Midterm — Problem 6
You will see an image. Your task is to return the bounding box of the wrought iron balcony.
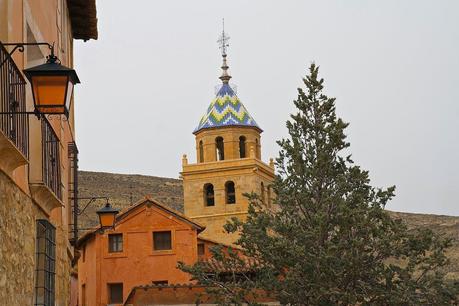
[0,42,29,175]
[41,117,62,200]
[29,117,63,215]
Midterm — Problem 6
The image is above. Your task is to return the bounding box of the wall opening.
[261,182,265,203]
[215,137,224,161]
[239,136,246,158]
[199,140,204,163]
[204,183,215,206]
[225,181,236,204]
[267,185,272,206]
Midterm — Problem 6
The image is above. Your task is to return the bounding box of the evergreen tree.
[180,64,458,305]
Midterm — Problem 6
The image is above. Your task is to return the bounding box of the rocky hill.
[77,170,459,280]
[77,171,183,231]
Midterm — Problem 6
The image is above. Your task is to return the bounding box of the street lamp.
[71,197,119,246]
[0,42,80,118]
[96,200,119,229]
[23,48,80,117]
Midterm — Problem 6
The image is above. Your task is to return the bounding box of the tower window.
[216,137,224,161]
[261,182,265,203]
[239,136,246,158]
[225,181,236,204]
[199,140,204,163]
[255,138,259,159]
[204,183,215,206]
[267,185,272,206]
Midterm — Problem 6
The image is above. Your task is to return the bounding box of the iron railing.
[0,42,28,157]
[68,142,79,245]
[35,219,56,306]
[41,118,61,200]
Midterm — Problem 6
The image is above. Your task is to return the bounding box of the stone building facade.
[0,1,97,305]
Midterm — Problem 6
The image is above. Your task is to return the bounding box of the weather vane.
[217,18,230,56]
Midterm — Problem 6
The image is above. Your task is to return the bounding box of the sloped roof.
[193,83,261,134]
[77,196,205,248]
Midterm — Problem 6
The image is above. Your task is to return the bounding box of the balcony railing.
[41,118,62,200]
[0,42,28,158]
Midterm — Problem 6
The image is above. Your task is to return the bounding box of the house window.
[199,140,204,163]
[108,283,123,304]
[198,243,205,256]
[239,136,246,158]
[108,234,123,253]
[225,181,236,204]
[81,284,86,306]
[35,220,56,306]
[215,137,224,161]
[204,183,215,206]
[153,231,172,251]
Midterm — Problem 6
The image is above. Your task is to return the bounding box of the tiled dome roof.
[193,83,261,134]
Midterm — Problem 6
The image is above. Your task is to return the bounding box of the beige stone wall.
[0,170,44,305]
[0,170,72,306]
[183,126,275,245]
[195,126,262,162]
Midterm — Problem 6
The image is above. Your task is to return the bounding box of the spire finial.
[217,19,231,84]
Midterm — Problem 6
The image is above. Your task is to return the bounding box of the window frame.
[34,219,56,306]
[239,136,246,158]
[261,182,265,203]
[153,230,172,251]
[215,136,224,161]
[225,181,236,204]
[197,243,205,256]
[107,283,123,304]
[204,183,215,207]
[199,140,204,163]
[108,233,123,253]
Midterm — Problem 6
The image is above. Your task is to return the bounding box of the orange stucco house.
[77,197,220,306]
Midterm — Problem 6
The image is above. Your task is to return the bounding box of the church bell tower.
[181,25,275,244]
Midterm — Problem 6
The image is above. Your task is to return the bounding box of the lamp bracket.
[0,110,41,119]
[74,196,110,215]
[0,42,54,68]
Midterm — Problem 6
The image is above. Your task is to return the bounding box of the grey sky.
[74,0,459,216]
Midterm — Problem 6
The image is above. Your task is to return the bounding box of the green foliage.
[179,64,458,305]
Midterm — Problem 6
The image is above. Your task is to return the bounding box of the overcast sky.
[74,0,459,216]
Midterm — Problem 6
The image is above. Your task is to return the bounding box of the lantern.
[23,53,80,117]
[96,202,119,229]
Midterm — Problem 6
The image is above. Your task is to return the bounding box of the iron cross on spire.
[217,19,230,56]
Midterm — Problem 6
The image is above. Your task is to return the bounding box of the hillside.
[77,171,183,231]
[77,170,459,280]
